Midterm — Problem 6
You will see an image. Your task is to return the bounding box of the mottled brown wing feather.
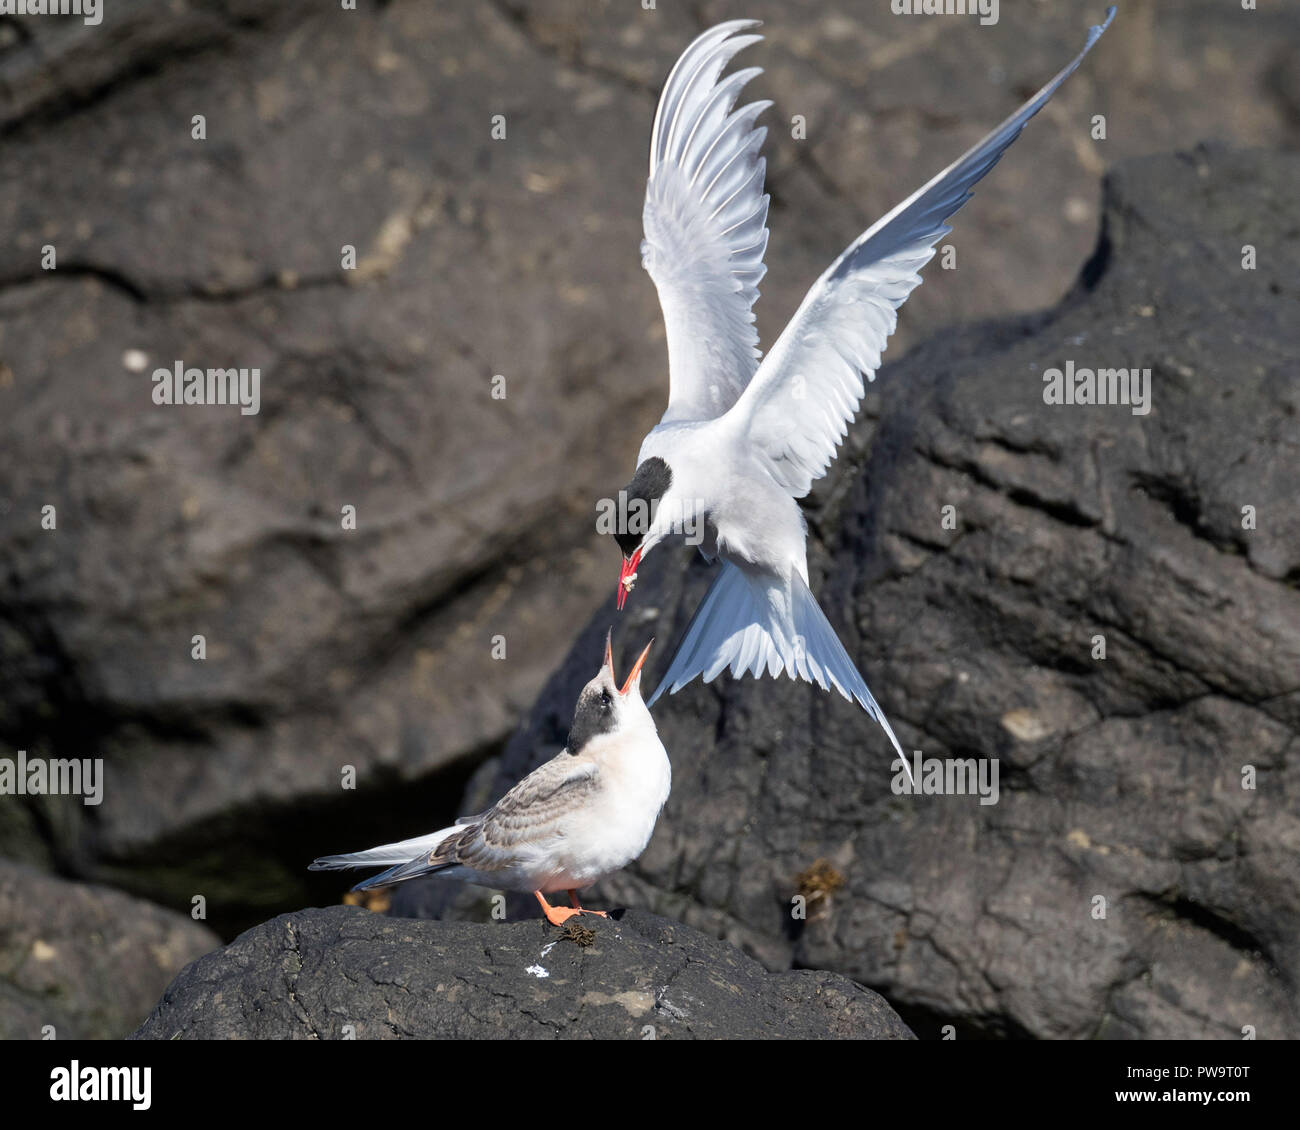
[429,755,600,872]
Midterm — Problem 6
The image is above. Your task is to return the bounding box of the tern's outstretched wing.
[642,19,772,425]
[727,7,1116,498]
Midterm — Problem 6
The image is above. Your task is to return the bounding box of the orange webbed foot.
[536,891,583,926]
[567,890,608,917]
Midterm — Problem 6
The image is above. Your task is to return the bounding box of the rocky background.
[1,0,1297,1038]
[132,905,915,1039]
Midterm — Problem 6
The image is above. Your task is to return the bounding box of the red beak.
[618,638,654,696]
[616,547,642,611]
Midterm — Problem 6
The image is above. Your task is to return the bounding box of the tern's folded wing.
[729,8,1116,499]
[433,757,601,873]
[642,20,771,425]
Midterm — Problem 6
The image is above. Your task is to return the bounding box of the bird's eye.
[600,690,612,708]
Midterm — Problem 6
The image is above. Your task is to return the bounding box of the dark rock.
[132,904,913,1039]
[1,0,1294,937]
[0,860,220,1039]
[402,145,1300,1040]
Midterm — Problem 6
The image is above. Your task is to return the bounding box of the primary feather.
[730,7,1118,497]
[642,19,771,424]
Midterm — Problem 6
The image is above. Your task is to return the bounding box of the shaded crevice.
[1127,471,1243,557]
[283,918,323,1039]
[0,263,148,303]
[97,738,493,942]
[0,263,348,306]
[1077,211,1112,291]
[1004,487,1099,529]
[1139,892,1279,976]
[486,0,657,96]
[924,447,1101,531]
[0,1,295,140]
[887,997,1035,1041]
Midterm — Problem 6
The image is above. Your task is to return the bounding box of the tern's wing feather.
[729,7,1116,498]
[643,19,771,424]
[325,757,600,890]
[648,562,911,779]
[428,756,601,875]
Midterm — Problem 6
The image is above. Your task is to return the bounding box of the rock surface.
[0,861,220,1039]
[1,0,1295,937]
[132,904,913,1039]
[399,144,1300,1040]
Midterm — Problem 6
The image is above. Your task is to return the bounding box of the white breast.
[539,724,671,893]
[644,419,809,581]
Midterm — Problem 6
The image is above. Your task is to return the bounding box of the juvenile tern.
[611,10,1116,771]
[310,635,667,926]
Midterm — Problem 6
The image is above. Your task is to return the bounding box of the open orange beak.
[602,630,652,696]
[616,547,642,611]
[619,638,653,697]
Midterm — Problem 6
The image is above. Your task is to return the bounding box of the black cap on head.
[613,457,672,557]
[613,528,641,558]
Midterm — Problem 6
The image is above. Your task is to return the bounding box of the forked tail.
[648,561,910,776]
[308,825,460,891]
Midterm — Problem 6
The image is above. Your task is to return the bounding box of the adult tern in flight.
[611,10,1116,771]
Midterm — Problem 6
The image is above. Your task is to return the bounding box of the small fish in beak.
[616,547,642,611]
